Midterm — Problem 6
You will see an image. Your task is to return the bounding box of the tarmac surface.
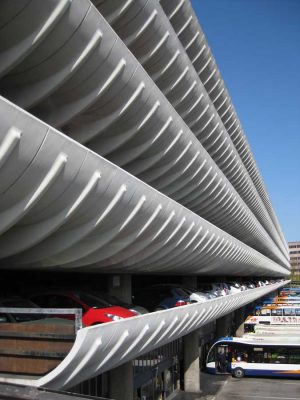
[171,372,300,400]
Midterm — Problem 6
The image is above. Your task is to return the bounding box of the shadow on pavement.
[168,372,229,400]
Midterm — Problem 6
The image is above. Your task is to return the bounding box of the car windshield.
[73,292,111,308]
[174,288,190,297]
[92,291,129,307]
[1,299,44,322]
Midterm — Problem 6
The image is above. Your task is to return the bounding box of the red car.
[29,290,136,326]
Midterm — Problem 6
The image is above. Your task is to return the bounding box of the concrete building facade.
[0,1,289,399]
[289,241,300,277]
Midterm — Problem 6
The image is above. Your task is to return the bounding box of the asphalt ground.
[171,372,300,400]
[213,375,300,400]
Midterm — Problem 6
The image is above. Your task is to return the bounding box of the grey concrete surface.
[170,373,300,400]
[0,1,289,268]
[0,98,289,276]
[214,375,300,400]
[160,0,288,253]
[183,330,201,393]
[96,0,289,263]
[169,372,228,400]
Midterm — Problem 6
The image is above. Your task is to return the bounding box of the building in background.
[289,241,300,280]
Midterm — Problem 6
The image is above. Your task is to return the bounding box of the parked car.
[244,281,255,289]
[226,282,242,295]
[240,283,247,291]
[198,283,221,297]
[28,290,136,326]
[182,287,211,303]
[211,283,228,296]
[203,291,218,299]
[133,284,191,311]
[88,290,148,315]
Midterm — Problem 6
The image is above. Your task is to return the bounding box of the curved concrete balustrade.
[0,281,288,390]
[94,0,289,263]
[0,1,289,268]
[160,0,288,254]
[0,97,289,275]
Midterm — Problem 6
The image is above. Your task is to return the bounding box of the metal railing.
[0,308,83,334]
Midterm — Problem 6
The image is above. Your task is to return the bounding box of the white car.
[198,284,222,298]
[226,282,242,295]
[212,283,228,296]
[182,287,211,303]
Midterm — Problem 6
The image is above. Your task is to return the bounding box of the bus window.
[271,348,288,364]
[207,349,215,363]
[295,309,300,316]
[284,308,295,316]
[244,324,254,333]
[289,349,300,364]
[271,309,283,316]
[216,345,230,373]
[264,351,271,363]
[261,309,270,316]
[252,348,264,363]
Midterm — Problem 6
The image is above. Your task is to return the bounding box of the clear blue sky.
[191,0,300,242]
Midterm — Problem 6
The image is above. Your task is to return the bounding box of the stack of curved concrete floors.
[0,0,290,390]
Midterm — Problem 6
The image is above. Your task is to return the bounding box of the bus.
[279,289,300,296]
[206,337,300,378]
[245,306,300,332]
[263,296,300,304]
[243,333,300,340]
[254,325,300,335]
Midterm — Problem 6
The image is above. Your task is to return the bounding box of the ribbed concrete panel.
[0,281,288,390]
[160,0,288,255]
[0,1,289,268]
[0,97,289,276]
[94,0,288,263]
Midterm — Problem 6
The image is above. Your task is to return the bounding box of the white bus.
[243,333,300,340]
[245,305,300,332]
[206,337,300,378]
[255,325,300,334]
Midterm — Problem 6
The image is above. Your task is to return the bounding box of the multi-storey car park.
[0,1,290,399]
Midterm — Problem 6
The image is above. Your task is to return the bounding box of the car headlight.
[104,313,124,321]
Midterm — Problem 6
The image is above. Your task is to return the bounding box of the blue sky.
[191,0,300,242]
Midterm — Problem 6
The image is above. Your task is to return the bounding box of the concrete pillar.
[234,307,245,337]
[183,330,200,393]
[108,274,132,303]
[108,275,133,400]
[216,313,232,338]
[109,362,133,400]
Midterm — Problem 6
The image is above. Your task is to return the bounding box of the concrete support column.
[109,362,133,400]
[216,313,233,338]
[108,274,132,303]
[183,330,200,393]
[108,275,133,400]
[234,307,245,337]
